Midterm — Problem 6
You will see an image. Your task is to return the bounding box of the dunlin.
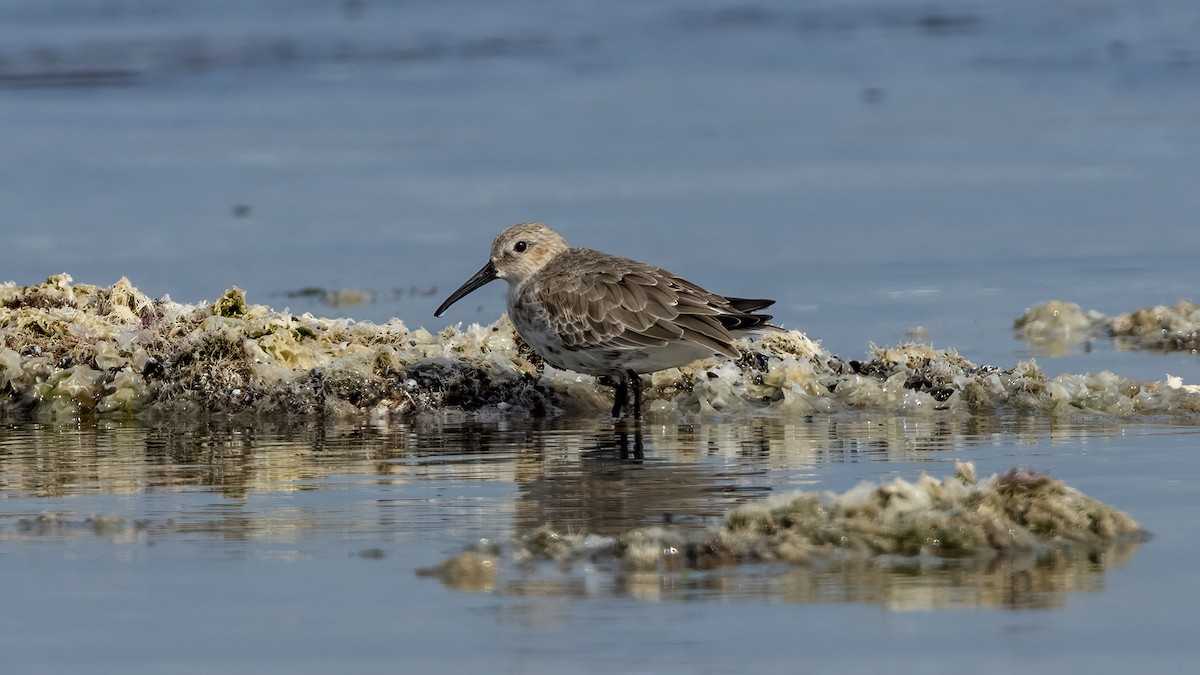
[434,222,775,418]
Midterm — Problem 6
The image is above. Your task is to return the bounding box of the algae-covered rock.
[422,463,1147,605]
[1108,300,1200,351]
[1014,300,1105,350]
[416,549,499,592]
[4,276,1200,420]
[678,463,1144,568]
[1016,299,1200,352]
[1,275,549,420]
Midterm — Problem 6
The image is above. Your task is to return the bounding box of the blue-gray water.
[1,417,1196,673]
[2,1,1200,672]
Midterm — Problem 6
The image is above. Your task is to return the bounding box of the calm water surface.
[1,415,1197,673]
[3,0,1200,672]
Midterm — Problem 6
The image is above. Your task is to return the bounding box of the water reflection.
[492,545,1141,611]
[0,412,1168,505]
[0,414,1159,609]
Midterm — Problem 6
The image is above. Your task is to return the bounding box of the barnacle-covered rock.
[1016,299,1200,352]
[422,463,1147,604]
[4,276,1200,420]
[1,275,549,420]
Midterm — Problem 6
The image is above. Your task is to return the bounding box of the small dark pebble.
[141,356,164,379]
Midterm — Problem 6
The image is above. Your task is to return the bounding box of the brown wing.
[535,249,773,358]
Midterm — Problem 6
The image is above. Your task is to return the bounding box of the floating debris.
[281,286,373,308]
[4,276,1200,421]
[420,463,1147,607]
[1016,300,1200,353]
[6,512,150,543]
[357,547,387,560]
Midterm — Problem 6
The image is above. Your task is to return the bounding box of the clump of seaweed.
[4,276,1200,421]
[1013,300,1106,352]
[1,275,548,421]
[420,462,1147,600]
[1016,300,1200,353]
[656,462,1141,567]
[1108,300,1200,351]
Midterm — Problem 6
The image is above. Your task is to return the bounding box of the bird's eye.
[514,241,528,253]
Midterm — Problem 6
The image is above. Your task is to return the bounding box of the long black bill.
[434,260,498,317]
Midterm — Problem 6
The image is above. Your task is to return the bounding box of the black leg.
[626,368,642,419]
[615,421,645,460]
[611,376,628,418]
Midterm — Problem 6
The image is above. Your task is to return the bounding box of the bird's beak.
[434,260,498,317]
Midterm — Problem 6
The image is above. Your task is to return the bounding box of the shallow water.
[1,414,1197,673]
[3,0,1200,672]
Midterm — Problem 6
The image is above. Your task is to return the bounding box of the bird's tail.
[719,296,776,331]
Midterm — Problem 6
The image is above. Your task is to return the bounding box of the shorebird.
[434,222,775,418]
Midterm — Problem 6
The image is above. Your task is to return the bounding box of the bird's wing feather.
[535,250,771,358]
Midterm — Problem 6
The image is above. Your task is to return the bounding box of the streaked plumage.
[435,222,775,418]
